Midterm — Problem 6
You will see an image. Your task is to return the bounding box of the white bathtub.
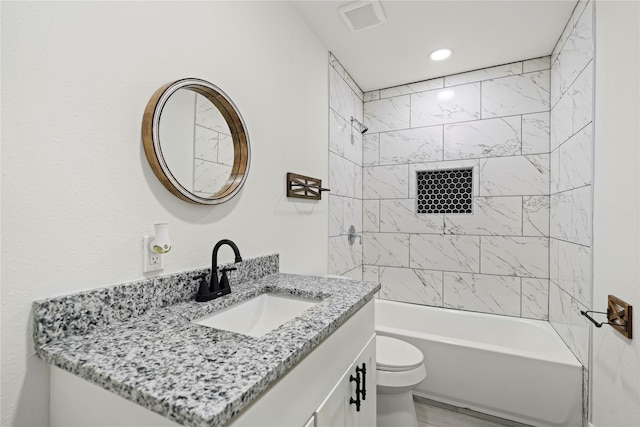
[375,299,582,427]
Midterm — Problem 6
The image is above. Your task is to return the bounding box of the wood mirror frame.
[142,78,250,205]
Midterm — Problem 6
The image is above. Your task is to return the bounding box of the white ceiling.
[290,0,578,92]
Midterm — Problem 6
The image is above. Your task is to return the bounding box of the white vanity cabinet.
[229,299,376,426]
[315,336,376,427]
[50,300,376,427]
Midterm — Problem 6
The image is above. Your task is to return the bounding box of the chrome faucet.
[195,239,242,302]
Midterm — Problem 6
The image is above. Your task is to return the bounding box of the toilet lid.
[376,336,424,372]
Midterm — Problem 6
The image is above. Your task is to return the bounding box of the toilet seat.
[376,336,424,372]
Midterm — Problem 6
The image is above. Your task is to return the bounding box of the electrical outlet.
[143,236,164,273]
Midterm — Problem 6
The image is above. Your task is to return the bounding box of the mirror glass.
[142,79,250,205]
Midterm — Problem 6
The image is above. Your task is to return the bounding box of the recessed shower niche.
[416,167,473,214]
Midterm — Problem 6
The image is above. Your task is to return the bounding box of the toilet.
[376,335,427,427]
[323,275,426,426]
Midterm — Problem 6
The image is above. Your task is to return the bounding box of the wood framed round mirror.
[142,78,250,205]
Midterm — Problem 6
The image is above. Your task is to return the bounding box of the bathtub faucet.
[195,239,242,302]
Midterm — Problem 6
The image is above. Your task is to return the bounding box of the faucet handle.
[193,273,208,281]
[220,267,237,273]
[193,273,210,300]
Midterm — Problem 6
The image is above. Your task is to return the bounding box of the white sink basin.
[193,293,320,337]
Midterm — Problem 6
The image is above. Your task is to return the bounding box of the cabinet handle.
[356,363,367,401]
[349,372,361,411]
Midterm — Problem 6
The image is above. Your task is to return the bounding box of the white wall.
[592,1,640,425]
[0,2,329,425]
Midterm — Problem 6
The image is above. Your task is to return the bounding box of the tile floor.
[414,397,532,427]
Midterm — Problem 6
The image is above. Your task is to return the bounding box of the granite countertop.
[34,267,379,427]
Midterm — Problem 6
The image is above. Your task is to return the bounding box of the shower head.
[350,117,368,134]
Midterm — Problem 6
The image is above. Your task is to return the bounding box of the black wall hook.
[580,295,633,339]
[580,310,610,328]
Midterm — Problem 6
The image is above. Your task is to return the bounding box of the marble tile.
[364,95,411,133]
[363,133,379,166]
[569,297,590,366]
[354,165,363,200]
[523,56,551,73]
[522,278,549,320]
[380,199,444,234]
[194,126,218,162]
[329,109,348,157]
[193,160,231,194]
[549,237,560,285]
[549,282,572,346]
[444,116,521,160]
[479,155,549,196]
[445,62,522,87]
[343,266,363,281]
[550,146,561,194]
[328,195,344,237]
[572,61,593,132]
[410,234,480,273]
[444,196,522,236]
[558,124,593,193]
[380,126,443,165]
[571,185,592,246]
[443,272,521,316]
[344,197,363,236]
[344,125,363,167]
[550,84,573,150]
[411,83,481,127]
[379,267,443,306]
[557,2,593,95]
[363,200,380,232]
[329,52,348,80]
[522,112,550,155]
[552,289,590,368]
[329,66,355,121]
[380,78,443,98]
[363,165,409,199]
[362,265,379,283]
[480,236,549,278]
[364,91,380,102]
[409,160,480,197]
[330,53,363,102]
[550,57,563,109]
[363,233,410,267]
[550,191,572,241]
[523,195,550,237]
[482,70,550,118]
[329,152,356,198]
[574,0,592,29]
[558,240,592,307]
[549,285,590,366]
[354,97,364,129]
[328,235,361,275]
[482,70,551,118]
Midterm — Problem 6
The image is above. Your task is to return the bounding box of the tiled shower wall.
[361,58,552,320]
[328,54,364,279]
[549,0,594,368]
[328,0,593,364]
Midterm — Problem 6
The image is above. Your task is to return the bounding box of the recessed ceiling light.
[429,48,453,61]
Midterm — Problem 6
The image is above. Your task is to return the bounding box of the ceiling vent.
[339,1,386,32]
